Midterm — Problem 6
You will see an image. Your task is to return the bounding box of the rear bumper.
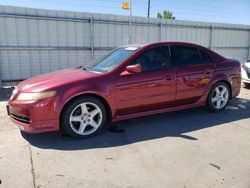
[231,74,241,98]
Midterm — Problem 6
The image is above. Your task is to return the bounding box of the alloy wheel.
[69,102,103,135]
[211,85,229,110]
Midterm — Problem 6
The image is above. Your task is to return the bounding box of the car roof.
[123,41,225,63]
[123,41,206,49]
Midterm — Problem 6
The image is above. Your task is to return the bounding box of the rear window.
[200,49,211,63]
[171,46,201,66]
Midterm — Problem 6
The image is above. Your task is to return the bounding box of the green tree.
[157,10,175,20]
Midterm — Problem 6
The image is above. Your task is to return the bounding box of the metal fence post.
[209,25,214,49]
[90,16,94,60]
[159,22,163,41]
[248,30,250,60]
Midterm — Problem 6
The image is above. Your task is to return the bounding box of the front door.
[114,46,176,116]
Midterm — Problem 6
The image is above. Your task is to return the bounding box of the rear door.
[170,45,215,105]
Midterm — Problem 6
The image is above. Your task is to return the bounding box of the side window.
[131,47,171,72]
[171,46,202,66]
[199,49,211,63]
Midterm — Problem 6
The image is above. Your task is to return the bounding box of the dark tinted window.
[171,46,202,66]
[131,47,171,72]
[199,49,211,63]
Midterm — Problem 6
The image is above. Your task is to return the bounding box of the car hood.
[17,68,98,92]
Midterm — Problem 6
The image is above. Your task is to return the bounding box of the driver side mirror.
[120,64,142,76]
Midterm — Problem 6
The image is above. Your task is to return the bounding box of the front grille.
[11,114,30,124]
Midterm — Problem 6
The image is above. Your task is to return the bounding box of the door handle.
[148,83,157,87]
[165,75,172,81]
[204,69,212,75]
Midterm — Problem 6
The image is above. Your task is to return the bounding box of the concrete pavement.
[0,87,250,188]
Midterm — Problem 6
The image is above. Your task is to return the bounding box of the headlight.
[16,91,56,101]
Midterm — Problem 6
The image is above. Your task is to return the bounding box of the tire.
[206,82,230,112]
[61,96,107,138]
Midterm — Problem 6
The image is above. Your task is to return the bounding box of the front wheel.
[206,82,230,112]
[61,96,107,138]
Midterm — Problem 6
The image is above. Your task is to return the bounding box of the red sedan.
[7,42,241,138]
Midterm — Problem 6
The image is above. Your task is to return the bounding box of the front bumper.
[241,67,250,83]
[242,78,250,84]
[10,115,59,133]
[8,97,59,133]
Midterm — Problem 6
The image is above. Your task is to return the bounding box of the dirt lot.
[0,87,250,188]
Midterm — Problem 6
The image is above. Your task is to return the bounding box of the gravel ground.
[0,86,250,188]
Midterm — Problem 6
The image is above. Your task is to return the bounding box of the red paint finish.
[115,67,176,115]
[175,63,216,105]
[8,42,241,133]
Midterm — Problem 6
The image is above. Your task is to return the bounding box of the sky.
[0,0,249,25]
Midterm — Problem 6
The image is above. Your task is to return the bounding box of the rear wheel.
[61,96,107,138]
[207,82,230,112]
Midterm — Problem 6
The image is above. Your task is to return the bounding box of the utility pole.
[129,0,132,43]
[122,0,132,43]
[147,0,150,17]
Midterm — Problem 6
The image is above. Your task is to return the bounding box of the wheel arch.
[207,79,232,101]
[215,80,232,98]
[59,93,112,130]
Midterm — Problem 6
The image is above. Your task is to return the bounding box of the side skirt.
[113,102,205,122]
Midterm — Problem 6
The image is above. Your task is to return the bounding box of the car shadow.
[21,97,250,151]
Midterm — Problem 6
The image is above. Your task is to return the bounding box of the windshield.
[86,47,139,73]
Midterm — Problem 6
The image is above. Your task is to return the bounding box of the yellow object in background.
[122,2,130,9]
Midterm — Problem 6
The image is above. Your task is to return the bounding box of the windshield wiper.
[82,67,89,71]
[75,66,89,71]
